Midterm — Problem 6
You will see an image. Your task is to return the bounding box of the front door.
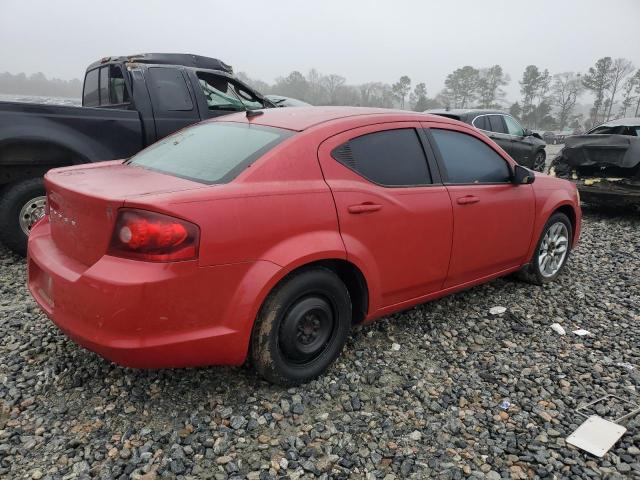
[317,123,453,311]
[425,124,535,287]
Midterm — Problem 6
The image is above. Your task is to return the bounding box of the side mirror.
[523,128,532,137]
[513,165,535,185]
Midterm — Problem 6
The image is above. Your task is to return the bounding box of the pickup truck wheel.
[532,150,546,172]
[518,212,572,285]
[250,267,352,386]
[0,178,46,256]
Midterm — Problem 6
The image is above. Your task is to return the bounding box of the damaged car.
[549,117,640,207]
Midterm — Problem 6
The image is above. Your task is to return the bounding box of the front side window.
[83,69,99,107]
[488,115,507,134]
[197,72,264,111]
[504,115,525,137]
[431,129,511,184]
[332,128,431,186]
[129,122,292,184]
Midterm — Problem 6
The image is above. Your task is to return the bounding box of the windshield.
[129,122,293,184]
[196,72,265,111]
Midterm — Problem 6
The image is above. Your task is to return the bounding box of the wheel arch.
[266,258,369,326]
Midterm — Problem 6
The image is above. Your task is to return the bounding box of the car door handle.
[457,195,480,205]
[347,203,383,214]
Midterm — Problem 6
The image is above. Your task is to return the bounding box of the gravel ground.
[0,207,639,480]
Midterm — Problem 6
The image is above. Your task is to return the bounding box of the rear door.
[144,67,201,139]
[317,122,453,311]
[424,123,535,287]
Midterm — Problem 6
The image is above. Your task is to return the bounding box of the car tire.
[250,267,352,386]
[518,212,572,285]
[532,150,546,172]
[0,178,46,256]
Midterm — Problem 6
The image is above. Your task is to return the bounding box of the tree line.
[239,56,640,132]
[0,71,82,98]
[2,56,639,132]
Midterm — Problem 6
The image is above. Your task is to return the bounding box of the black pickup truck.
[0,53,274,255]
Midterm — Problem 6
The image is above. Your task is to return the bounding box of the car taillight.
[108,209,199,262]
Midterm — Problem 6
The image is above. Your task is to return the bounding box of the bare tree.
[551,72,583,130]
[605,58,634,120]
[321,74,346,105]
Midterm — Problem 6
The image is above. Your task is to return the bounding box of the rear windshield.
[128,122,293,184]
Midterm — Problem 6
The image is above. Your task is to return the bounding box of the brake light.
[108,209,199,262]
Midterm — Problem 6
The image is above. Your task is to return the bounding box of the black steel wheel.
[251,267,352,385]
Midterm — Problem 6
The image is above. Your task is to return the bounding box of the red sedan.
[28,107,581,385]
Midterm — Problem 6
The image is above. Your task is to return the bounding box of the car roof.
[593,117,640,127]
[427,108,506,116]
[216,106,462,132]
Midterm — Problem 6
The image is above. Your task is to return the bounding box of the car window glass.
[147,67,194,111]
[472,115,489,131]
[504,116,525,136]
[332,129,431,186]
[488,115,507,134]
[109,66,130,104]
[83,69,99,107]
[431,128,511,184]
[197,72,264,111]
[130,122,292,184]
[99,67,109,106]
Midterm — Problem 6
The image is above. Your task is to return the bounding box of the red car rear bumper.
[27,220,279,368]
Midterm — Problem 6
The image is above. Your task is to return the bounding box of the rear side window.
[488,115,507,134]
[83,69,99,107]
[472,115,489,131]
[431,129,511,184]
[129,122,293,184]
[109,66,130,104]
[332,129,431,186]
[99,67,109,105]
[147,67,194,111]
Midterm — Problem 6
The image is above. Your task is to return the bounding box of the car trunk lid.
[45,161,205,266]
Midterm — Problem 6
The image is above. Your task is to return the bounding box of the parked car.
[266,95,311,107]
[28,107,581,385]
[550,117,640,207]
[428,109,547,172]
[0,53,274,255]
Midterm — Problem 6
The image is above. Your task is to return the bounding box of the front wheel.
[0,178,46,256]
[250,267,352,385]
[518,212,572,285]
[532,150,546,172]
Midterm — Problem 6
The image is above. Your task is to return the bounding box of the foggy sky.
[1,0,639,101]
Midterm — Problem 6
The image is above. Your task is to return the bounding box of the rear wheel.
[518,212,572,285]
[532,150,546,172]
[250,267,352,385]
[0,178,46,256]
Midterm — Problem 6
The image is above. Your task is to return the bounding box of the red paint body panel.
[27,108,582,369]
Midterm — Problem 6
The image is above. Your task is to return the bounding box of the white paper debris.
[572,329,591,336]
[489,306,507,315]
[566,415,626,457]
[550,323,566,335]
[391,343,400,351]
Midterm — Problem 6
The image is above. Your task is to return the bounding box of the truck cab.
[0,53,273,255]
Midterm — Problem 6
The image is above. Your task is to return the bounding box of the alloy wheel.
[538,222,569,277]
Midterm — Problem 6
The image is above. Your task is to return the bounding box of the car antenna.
[227,81,264,119]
